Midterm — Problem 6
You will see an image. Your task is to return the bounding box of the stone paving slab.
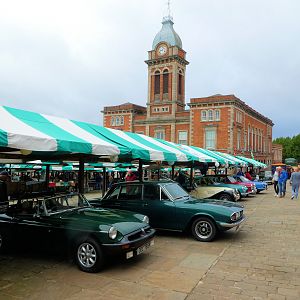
[1,188,300,299]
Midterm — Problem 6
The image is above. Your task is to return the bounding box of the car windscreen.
[163,183,189,200]
[44,193,90,213]
[239,176,250,182]
[227,176,236,183]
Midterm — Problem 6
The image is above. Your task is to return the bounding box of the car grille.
[128,227,152,241]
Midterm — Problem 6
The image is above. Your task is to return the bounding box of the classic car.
[91,181,246,242]
[211,175,257,194]
[235,175,268,193]
[190,177,241,202]
[201,176,250,198]
[0,193,155,273]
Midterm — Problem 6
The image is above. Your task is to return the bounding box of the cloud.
[0,0,299,139]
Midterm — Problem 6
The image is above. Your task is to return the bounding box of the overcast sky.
[0,0,299,139]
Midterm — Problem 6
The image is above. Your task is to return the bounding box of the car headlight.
[108,226,118,240]
[142,215,149,224]
[231,211,241,221]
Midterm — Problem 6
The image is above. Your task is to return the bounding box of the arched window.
[215,109,220,121]
[178,74,183,95]
[201,110,207,121]
[208,110,213,121]
[154,71,160,95]
[163,69,169,94]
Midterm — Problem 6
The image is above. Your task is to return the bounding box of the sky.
[0,0,299,139]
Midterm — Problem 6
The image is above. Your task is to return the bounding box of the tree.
[273,134,300,162]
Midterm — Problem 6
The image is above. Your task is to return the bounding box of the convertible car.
[91,180,246,242]
[0,193,155,273]
[235,175,268,193]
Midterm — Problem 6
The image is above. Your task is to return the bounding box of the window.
[153,107,160,112]
[119,185,142,200]
[155,130,165,140]
[110,117,115,126]
[208,110,213,121]
[201,110,207,121]
[144,185,160,200]
[120,116,124,125]
[237,130,241,150]
[161,107,169,112]
[178,131,188,145]
[115,117,120,126]
[178,74,183,95]
[244,132,247,151]
[205,128,216,149]
[163,69,168,94]
[236,111,243,123]
[154,71,160,95]
[215,109,220,121]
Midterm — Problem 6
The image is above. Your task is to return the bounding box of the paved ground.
[0,187,300,300]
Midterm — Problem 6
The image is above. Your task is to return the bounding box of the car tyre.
[0,230,7,253]
[75,237,104,273]
[219,193,233,202]
[191,217,217,242]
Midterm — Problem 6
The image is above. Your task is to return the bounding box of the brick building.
[102,16,274,164]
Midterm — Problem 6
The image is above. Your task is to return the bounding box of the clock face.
[158,45,167,56]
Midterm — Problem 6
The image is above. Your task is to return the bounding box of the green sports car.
[94,180,246,242]
[0,193,155,273]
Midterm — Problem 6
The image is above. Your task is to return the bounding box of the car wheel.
[75,238,104,273]
[0,230,7,253]
[191,217,217,242]
[219,193,233,201]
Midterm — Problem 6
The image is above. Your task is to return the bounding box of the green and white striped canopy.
[0,105,194,163]
[215,152,249,166]
[236,156,267,168]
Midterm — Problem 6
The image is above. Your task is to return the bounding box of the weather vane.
[167,0,171,17]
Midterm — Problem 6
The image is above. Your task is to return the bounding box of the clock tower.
[145,15,189,120]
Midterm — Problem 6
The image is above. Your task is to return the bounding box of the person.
[237,169,244,176]
[245,171,252,181]
[272,167,279,197]
[278,167,288,198]
[125,170,137,182]
[176,170,186,187]
[290,167,300,199]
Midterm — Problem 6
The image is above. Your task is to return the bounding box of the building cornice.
[145,55,189,66]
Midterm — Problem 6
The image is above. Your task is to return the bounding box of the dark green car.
[95,181,245,242]
[0,193,155,273]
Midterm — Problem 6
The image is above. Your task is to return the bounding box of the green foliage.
[273,134,300,162]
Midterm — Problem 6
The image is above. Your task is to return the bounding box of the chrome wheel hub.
[77,243,97,268]
[195,221,212,239]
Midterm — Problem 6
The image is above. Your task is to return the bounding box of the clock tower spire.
[145,15,189,120]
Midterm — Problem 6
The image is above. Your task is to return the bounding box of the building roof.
[189,94,274,126]
[103,102,146,113]
[152,16,182,50]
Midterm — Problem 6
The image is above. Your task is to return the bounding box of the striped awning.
[236,156,267,168]
[0,105,195,163]
[215,152,249,166]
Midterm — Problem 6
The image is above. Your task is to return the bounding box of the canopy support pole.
[102,167,106,197]
[189,166,194,188]
[138,159,143,182]
[45,165,50,191]
[171,165,175,180]
[78,158,84,194]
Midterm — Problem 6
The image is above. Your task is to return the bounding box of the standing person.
[125,170,137,182]
[245,171,252,181]
[272,167,279,196]
[278,167,288,198]
[290,167,300,199]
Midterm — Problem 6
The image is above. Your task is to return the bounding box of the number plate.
[136,239,154,255]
